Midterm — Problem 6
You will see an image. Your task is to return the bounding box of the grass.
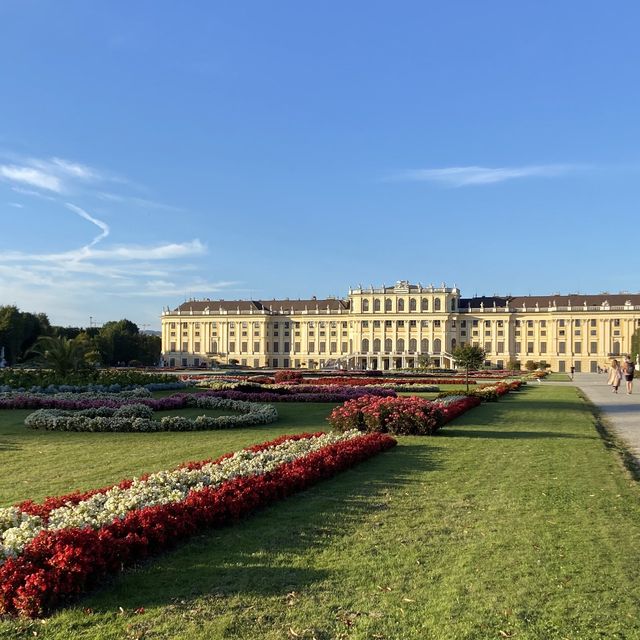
[544,373,572,382]
[2,387,640,639]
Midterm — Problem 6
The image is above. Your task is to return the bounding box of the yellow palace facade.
[160,281,640,373]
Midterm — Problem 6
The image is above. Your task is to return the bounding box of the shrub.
[274,370,304,384]
[328,396,444,435]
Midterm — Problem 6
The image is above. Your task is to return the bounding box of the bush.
[328,396,444,435]
[274,370,304,384]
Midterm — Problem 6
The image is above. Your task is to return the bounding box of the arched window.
[373,299,381,312]
[397,298,405,312]
[421,298,429,311]
[613,341,621,355]
[434,298,441,311]
[409,338,417,352]
[450,298,456,311]
[409,298,417,311]
[361,338,369,352]
[385,298,392,312]
[373,338,381,352]
[421,338,429,353]
[451,338,457,351]
[433,338,442,353]
[362,299,369,312]
[396,338,405,352]
[384,338,393,352]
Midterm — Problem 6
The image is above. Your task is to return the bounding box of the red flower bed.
[0,432,396,618]
[328,394,483,435]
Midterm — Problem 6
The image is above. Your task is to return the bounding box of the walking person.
[622,356,635,394]
[608,359,622,393]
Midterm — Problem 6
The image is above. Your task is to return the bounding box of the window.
[170,331,176,337]
[450,298,456,311]
[274,322,279,328]
[385,338,392,351]
[241,342,247,353]
[308,342,315,351]
[341,342,348,352]
[614,319,620,327]
[434,320,441,327]
[284,342,290,351]
[497,341,504,353]
[385,320,392,327]
[374,320,381,328]
[273,342,279,352]
[559,341,566,354]
[362,338,370,352]
[591,319,596,327]
[183,331,188,337]
[319,341,326,352]
[527,320,533,327]
[254,342,260,352]
[396,338,405,351]
[170,322,176,329]
[472,320,479,327]
[362,299,370,312]
[590,330,597,336]
[410,320,417,327]
[574,342,581,353]
[330,342,337,352]
[181,358,187,367]
[574,319,581,327]
[241,322,247,328]
[515,342,521,353]
[485,320,491,327]
[421,298,429,311]
[195,331,200,337]
[421,338,429,352]
[409,338,417,351]
[373,338,381,351]
[397,299,405,312]
[558,319,565,327]
[527,342,534,353]
[409,298,417,311]
[590,342,597,353]
[170,342,176,352]
[385,298,392,312]
[540,342,547,354]
[421,320,429,327]
[434,298,441,311]
[182,342,188,351]
[398,320,405,328]
[194,342,201,352]
[485,331,492,336]
[362,320,369,328]
[527,331,534,337]
[294,342,300,352]
[283,358,289,368]
[285,322,290,328]
[229,342,236,352]
[461,320,467,328]
[272,358,279,368]
[497,320,503,327]
[485,341,492,352]
[374,299,381,312]
[241,331,247,337]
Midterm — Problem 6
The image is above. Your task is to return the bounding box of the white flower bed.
[0,430,361,562]
[24,398,278,432]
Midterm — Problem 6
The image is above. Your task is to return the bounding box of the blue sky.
[1,1,639,329]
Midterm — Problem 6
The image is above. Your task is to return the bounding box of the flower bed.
[23,397,278,432]
[0,430,396,617]
[296,377,475,387]
[202,385,396,403]
[437,380,524,403]
[328,394,483,435]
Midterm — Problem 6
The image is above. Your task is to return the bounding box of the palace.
[160,281,640,372]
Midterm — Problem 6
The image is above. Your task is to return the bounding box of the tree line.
[0,306,160,367]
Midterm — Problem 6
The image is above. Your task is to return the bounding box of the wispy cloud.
[393,164,581,187]
[0,164,63,192]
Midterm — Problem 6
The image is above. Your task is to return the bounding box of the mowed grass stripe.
[2,385,640,639]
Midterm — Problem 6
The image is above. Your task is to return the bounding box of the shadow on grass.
[0,438,19,451]
[79,443,438,612]
[441,428,592,440]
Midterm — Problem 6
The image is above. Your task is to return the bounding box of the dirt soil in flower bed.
[3,388,640,638]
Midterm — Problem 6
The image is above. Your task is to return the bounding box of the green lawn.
[2,387,640,639]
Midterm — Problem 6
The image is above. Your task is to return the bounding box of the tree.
[417,355,432,369]
[96,319,141,366]
[29,336,88,377]
[0,306,52,365]
[452,345,486,392]
[525,360,538,371]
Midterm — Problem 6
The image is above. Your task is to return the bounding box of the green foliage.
[524,360,538,371]
[452,344,486,371]
[507,358,521,370]
[29,336,89,377]
[632,330,640,361]
[0,368,180,388]
[0,306,51,365]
